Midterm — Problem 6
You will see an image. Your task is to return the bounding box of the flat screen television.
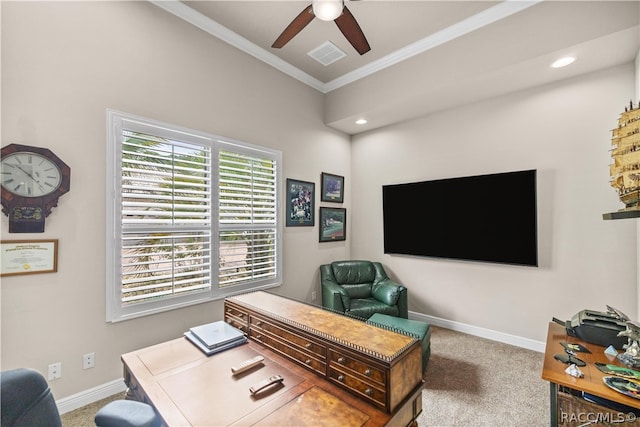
[382,169,538,266]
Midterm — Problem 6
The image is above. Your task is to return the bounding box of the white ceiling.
[152,1,640,134]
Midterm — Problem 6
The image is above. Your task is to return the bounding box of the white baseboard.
[57,314,545,415]
[57,378,127,415]
[408,311,546,353]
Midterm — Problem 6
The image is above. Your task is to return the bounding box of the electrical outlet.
[48,362,62,380]
[311,291,317,301]
[83,352,95,369]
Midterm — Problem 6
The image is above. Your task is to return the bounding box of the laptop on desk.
[187,320,246,349]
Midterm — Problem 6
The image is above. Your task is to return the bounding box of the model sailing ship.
[610,101,640,211]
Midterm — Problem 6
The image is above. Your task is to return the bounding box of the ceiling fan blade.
[272,5,315,49]
[334,5,370,55]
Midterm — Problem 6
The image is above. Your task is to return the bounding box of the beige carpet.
[61,326,548,426]
[419,326,548,426]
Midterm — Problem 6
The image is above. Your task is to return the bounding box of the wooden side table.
[541,322,640,426]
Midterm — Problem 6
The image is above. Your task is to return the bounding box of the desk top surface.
[541,322,640,409]
[227,291,417,361]
[122,337,421,426]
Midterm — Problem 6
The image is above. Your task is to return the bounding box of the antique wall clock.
[1,144,71,233]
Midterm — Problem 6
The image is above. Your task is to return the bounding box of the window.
[106,111,282,322]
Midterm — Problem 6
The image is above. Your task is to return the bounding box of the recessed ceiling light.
[551,56,576,68]
[355,118,368,125]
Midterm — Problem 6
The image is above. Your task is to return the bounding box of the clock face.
[1,151,63,197]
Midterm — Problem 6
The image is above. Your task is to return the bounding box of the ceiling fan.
[271,0,371,55]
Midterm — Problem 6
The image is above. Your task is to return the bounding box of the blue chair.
[0,368,159,427]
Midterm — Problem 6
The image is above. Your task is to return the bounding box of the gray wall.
[351,64,637,343]
[1,1,350,399]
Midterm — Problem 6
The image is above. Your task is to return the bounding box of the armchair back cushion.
[332,260,377,299]
[320,260,408,319]
[1,368,62,427]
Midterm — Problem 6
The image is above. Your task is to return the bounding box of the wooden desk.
[121,293,424,427]
[541,322,640,426]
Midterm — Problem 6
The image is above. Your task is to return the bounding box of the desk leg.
[550,382,558,427]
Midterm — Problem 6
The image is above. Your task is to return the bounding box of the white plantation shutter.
[107,111,281,322]
[218,150,278,288]
[121,133,212,225]
[121,232,212,303]
[119,133,213,305]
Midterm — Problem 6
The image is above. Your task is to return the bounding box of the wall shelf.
[603,209,640,220]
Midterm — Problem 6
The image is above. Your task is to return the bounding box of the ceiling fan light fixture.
[312,0,344,21]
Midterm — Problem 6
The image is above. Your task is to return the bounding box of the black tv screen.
[382,170,538,266]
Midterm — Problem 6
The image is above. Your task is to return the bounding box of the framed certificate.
[1,239,58,276]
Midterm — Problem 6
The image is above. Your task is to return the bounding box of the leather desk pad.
[157,345,304,426]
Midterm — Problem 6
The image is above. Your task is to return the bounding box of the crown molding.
[324,0,542,92]
[149,0,327,92]
[150,0,541,94]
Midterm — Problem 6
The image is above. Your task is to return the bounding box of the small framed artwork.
[1,239,58,276]
[321,172,344,203]
[319,207,346,242]
[286,178,315,226]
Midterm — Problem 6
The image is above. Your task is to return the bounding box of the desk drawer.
[250,316,325,359]
[328,348,386,386]
[251,329,326,376]
[224,303,249,333]
[328,365,386,408]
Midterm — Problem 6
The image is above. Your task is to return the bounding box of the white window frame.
[106,110,282,322]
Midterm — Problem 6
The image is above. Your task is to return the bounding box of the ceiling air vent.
[307,41,346,66]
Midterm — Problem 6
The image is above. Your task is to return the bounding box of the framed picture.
[321,172,344,203]
[1,239,58,277]
[319,207,346,242]
[286,178,315,226]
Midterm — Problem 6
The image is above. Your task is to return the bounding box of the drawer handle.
[337,357,345,364]
[305,359,312,365]
[337,375,345,382]
[365,388,372,396]
[305,343,312,349]
[365,369,371,376]
[255,320,262,326]
[255,334,262,340]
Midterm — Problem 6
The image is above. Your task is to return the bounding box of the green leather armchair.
[320,260,408,320]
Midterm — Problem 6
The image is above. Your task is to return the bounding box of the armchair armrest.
[320,264,350,313]
[321,281,350,313]
[371,281,408,318]
[372,279,404,306]
[371,262,408,318]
